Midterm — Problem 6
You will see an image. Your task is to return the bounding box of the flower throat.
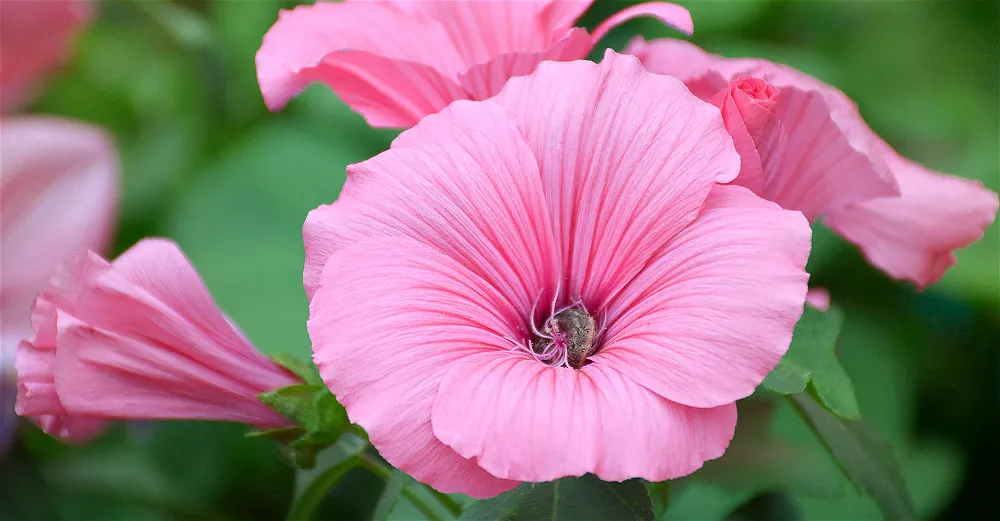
[531,307,597,369]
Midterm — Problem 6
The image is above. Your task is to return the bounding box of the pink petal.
[255,1,466,125]
[1,117,118,329]
[431,353,736,483]
[537,0,594,30]
[824,148,999,289]
[30,414,107,444]
[406,0,572,65]
[590,2,694,44]
[494,51,741,310]
[714,88,766,194]
[0,0,90,111]
[309,238,522,497]
[626,38,899,220]
[597,185,811,408]
[456,28,592,101]
[303,100,557,306]
[806,288,831,311]
[53,312,288,428]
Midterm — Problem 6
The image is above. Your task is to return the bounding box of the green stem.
[357,453,459,521]
[287,455,360,521]
[427,488,464,518]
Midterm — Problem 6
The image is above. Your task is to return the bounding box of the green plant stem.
[428,488,464,518]
[357,453,448,521]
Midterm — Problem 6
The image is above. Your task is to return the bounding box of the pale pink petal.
[494,51,741,310]
[456,28,592,101]
[597,185,811,408]
[590,2,694,44]
[14,253,91,418]
[15,260,108,442]
[0,0,90,111]
[53,312,288,428]
[255,1,466,124]
[537,0,593,30]
[1,117,118,327]
[309,238,522,497]
[824,148,999,288]
[432,353,736,483]
[303,100,557,306]
[806,288,831,311]
[406,0,568,65]
[626,38,899,220]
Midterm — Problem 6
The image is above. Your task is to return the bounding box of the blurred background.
[0,1,997,520]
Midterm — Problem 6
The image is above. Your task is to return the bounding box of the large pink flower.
[16,238,299,439]
[0,0,90,112]
[627,38,999,288]
[256,0,692,128]
[1,117,118,442]
[305,52,812,497]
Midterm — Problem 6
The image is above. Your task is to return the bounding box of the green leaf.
[762,306,860,420]
[459,474,654,521]
[789,394,916,521]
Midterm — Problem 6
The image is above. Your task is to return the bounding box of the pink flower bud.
[15,239,299,440]
[710,76,783,194]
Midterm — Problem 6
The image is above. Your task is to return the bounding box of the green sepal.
[270,353,324,386]
[249,361,349,469]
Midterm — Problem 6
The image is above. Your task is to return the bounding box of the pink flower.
[256,0,693,128]
[305,52,811,497]
[16,238,299,440]
[1,117,118,442]
[0,0,90,112]
[805,288,831,311]
[627,38,999,288]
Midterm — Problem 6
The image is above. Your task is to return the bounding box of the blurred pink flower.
[627,38,999,288]
[1,117,118,442]
[16,238,298,440]
[256,0,692,127]
[305,52,811,497]
[0,0,90,112]
[805,288,831,311]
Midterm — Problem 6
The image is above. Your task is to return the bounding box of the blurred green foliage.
[4,1,997,520]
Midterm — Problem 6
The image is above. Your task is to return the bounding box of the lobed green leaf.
[763,306,860,420]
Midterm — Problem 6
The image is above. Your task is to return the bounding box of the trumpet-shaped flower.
[305,52,811,497]
[16,239,298,439]
[256,0,693,127]
[627,38,999,288]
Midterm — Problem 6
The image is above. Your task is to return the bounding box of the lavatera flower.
[305,51,812,497]
[627,38,999,288]
[256,0,692,127]
[15,239,299,440]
